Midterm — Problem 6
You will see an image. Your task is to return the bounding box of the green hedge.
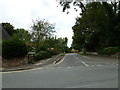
[97,47,119,56]
[36,44,48,52]
[34,51,52,61]
[2,39,28,59]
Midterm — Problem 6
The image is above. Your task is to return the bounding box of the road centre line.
[81,61,89,67]
[75,56,89,67]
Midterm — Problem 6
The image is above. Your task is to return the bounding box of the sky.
[0,0,81,47]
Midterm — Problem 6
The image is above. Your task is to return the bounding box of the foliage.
[64,46,71,53]
[12,28,31,43]
[26,45,33,52]
[2,19,69,61]
[30,19,55,47]
[36,36,69,54]
[2,38,28,59]
[60,53,66,56]
[97,47,120,56]
[72,2,120,53]
[36,41,48,52]
[34,51,51,61]
[57,0,86,14]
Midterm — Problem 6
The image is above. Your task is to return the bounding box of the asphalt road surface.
[2,53,118,88]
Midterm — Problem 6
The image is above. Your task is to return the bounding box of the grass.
[60,53,66,56]
[78,52,87,56]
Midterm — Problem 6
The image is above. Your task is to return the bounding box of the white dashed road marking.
[81,61,89,67]
[35,63,42,65]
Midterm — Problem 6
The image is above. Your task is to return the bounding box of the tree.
[72,2,120,52]
[57,0,86,14]
[30,19,55,47]
[64,37,68,47]
[12,28,31,44]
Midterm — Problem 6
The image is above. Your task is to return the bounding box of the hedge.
[97,47,119,56]
[34,51,52,61]
[2,38,28,59]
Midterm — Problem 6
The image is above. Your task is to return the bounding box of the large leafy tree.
[30,19,55,47]
[72,2,120,51]
[12,28,31,44]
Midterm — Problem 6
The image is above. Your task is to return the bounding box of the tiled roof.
[0,24,11,40]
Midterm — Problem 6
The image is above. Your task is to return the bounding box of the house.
[0,24,11,40]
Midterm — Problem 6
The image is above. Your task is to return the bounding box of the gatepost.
[28,52,36,62]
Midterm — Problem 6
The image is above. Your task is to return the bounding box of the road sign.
[28,52,35,54]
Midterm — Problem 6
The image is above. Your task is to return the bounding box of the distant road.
[53,53,118,67]
[2,53,118,88]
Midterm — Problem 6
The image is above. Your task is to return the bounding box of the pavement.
[2,53,118,88]
[1,54,64,72]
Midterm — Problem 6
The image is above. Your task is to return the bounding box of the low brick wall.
[2,57,28,67]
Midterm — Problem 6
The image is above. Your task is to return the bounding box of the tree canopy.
[30,19,55,47]
[72,2,120,52]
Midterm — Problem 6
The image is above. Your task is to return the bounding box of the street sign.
[28,52,35,54]
[28,52,36,62]
[50,48,54,51]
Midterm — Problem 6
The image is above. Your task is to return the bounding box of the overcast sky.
[0,0,81,47]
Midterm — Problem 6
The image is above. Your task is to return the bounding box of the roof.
[0,24,11,40]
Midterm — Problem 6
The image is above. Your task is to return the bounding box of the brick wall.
[2,57,28,67]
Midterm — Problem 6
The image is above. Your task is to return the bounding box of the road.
[2,53,118,88]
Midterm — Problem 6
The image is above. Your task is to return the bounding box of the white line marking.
[97,65,103,66]
[67,67,71,68]
[53,61,56,64]
[81,61,89,67]
[76,57,89,67]
[35,63,42,65]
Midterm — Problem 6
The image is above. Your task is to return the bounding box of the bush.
[97,47,119,56]
[34,51,52,61]
[2,38,28,59]
[27,45,33,52]
[60,53,66,56]
[36,44,48,52]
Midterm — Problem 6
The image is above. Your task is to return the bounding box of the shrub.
[60,53,66,56]
[2,38,28,59]
[97,47,119,56]
[34,51,52,61]
[36,44,48,52]
[26,45,33,52]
